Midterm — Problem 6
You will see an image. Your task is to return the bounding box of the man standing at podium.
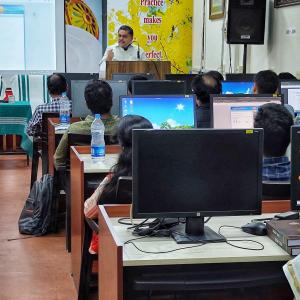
[101,25,146,62]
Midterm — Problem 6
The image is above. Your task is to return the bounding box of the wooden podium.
[106,61,171,80]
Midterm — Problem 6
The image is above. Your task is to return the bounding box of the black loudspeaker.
[227,0,266,44]
[291,126,300,211]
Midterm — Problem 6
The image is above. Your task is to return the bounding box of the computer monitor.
[225,73,255,81]
[280,81,300,112]
[132,80,186,96]
[71,80,127,117]
[120,95,196,128]
[111,73,154,82]
[59,73,99,99]
[132,129,263,243]
[165,74,197,93]
[211,95,282,129]
[222,81,254,94]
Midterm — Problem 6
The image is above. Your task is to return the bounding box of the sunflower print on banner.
[65,0,99,40]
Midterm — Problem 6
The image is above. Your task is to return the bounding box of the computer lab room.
[1,0,300,299]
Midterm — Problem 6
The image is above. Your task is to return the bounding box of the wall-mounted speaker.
[227,0,266,44]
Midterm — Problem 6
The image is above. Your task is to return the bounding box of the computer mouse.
[241,222,267,236]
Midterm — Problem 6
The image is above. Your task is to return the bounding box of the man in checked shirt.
[26,74,71,137]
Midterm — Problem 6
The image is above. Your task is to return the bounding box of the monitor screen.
[61,73,99,99]
[222,81,254,94]
[280,81,300,112]
[225,73,255,81]
[212,95,282,129]
[71,80,127,117]
[133,129,262,219]
[120,95,196,129]
[165,74,197,93]
[112,73,154,82]
[132,80,186,96]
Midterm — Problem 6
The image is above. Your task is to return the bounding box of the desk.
[0,101,32,156]
[70,145,121,290]
[99,207,293,300]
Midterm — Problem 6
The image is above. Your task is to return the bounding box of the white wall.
[193,0,300,77]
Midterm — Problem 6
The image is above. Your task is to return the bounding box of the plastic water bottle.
[59,93,70,125]
[91,114,105,160]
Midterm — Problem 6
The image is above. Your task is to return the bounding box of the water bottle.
[59,93,70,125]
[91,114,105,160]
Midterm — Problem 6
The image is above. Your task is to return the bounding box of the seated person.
[254,103,294,181]
[26,74,70,137]
[84,115,153,253]
[191,74,221,128]
[54,80,119,169]
[278,72,297,81]
[127,75,149,96]
[205,70,224,83]
[253,70,279,94]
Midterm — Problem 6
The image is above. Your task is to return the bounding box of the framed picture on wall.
[275,0,300,7]
[209,0,225,20]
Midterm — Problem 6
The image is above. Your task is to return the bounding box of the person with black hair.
[127,74,149,95]
[101,25,146,62]
[254,103,294,181]
[253,70,279,94]
[205,70,224,83]
[278,72,297,81]
[191,74,221,128]
[54,80,119,169]
[84,115,153,253]
[26,73,70,137]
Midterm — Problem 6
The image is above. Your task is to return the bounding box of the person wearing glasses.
[101,25,146,62]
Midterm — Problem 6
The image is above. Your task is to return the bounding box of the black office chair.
[77,177,132,300]
[262,181,290,200]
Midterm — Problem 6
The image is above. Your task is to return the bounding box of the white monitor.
[211,95,282,129]
[280,81,300,112]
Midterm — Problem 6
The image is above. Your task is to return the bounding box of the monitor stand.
[171,217,226,244]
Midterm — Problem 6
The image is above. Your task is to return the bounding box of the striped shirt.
[263,156,291,182]
[26,98,71,137]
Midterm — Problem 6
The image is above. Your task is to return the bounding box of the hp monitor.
[71,80,127,117]
[222,81,254,94]
[133,129,263,243]
[165,74,198,93]
[280,81,300,112]
[211,95,282,129]
[120,95,196,129]
[112,73,154,82]
[132,80,186,96]
[225,73,255,81]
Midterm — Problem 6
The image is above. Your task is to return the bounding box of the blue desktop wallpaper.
[222,82,254,94]
[120,96,195,128]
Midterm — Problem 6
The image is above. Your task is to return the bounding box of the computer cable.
[218,225,265,251]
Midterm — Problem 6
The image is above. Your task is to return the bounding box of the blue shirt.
[263,156,291,182]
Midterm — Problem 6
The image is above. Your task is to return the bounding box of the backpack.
[18,174,56,235]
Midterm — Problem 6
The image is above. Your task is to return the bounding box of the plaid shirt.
[263,156,291,182]
[26,98,71,137]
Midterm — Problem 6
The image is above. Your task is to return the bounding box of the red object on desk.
[3,88,13,102]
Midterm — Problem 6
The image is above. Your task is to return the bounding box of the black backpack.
[18,174,56,235]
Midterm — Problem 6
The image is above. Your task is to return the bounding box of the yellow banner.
[108,0,193,73]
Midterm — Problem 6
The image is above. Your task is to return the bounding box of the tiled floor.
[0,155,77,300]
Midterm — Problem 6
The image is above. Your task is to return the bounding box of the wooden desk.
[99,207,293,300]
[47,117,80,175]
[70,145,121,290]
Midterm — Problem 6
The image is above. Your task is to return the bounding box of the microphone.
[132,40,140,60]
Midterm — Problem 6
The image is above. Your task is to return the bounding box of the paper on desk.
[283,254,300,300]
